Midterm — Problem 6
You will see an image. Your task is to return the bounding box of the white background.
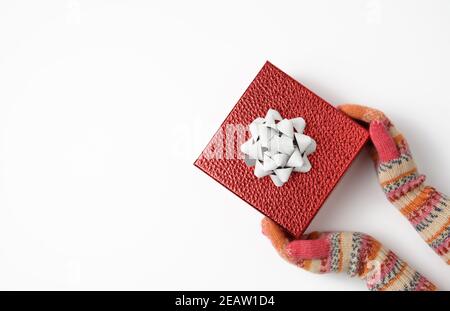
[0,0,449,291]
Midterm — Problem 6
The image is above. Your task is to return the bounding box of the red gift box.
[195,62,368,237]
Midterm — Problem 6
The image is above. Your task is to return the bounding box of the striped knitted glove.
[339,104,450,264]
[262,217,436,291]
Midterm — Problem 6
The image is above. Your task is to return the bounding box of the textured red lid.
[194,62,368,237]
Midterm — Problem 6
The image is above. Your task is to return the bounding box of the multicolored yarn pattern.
[262,218,436,291]
[322,232,435,291]
[339,104,450,264]
[377,144,450,263]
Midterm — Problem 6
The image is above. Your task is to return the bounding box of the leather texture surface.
[195,62,369,237]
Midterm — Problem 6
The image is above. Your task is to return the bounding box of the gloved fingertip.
[338,104,387,124]
[261,217,290,253]
[337,104,367,121]
[261,217,269,235]
[370,121,400,162]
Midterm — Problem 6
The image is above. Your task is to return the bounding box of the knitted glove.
[339,104,450,264]
[262,217,436,291]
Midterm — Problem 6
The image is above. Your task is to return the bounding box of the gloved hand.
[339,104,450,264]
[262,217,436,291]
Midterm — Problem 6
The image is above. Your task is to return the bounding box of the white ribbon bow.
[240,108,316,187]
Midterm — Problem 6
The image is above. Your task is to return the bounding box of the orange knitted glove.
[262,217,436,291]
[339,104,450,264]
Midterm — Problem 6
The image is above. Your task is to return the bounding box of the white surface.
[0,0,449,290]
